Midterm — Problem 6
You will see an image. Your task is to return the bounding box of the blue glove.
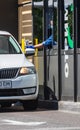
[26,45,34,49]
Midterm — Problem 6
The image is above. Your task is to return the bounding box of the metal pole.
[73,0,79,102]
[57,0,64,100]
[43,0,48,100]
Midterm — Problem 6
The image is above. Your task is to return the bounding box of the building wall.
[18,0,33,43]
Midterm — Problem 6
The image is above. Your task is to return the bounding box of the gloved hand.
[26,45,34,49]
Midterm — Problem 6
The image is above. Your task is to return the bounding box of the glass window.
[0,35,21,54]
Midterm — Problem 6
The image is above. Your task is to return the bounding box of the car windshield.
[0,35,22,54]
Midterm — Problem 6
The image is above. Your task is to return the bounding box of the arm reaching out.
[26,35,56,49]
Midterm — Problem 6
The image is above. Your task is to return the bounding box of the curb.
[59,101,80,112]
[38,100,80,112]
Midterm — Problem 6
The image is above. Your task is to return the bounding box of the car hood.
[0,54,34,69]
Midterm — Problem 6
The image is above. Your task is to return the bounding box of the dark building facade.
[0,0,18,40]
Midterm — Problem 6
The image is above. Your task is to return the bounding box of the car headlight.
[19,67,36,76]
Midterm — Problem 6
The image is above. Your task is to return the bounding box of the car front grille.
[0,68,19,79]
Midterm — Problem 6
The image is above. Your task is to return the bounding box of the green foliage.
[53,8,57,41]
[68,6,73,36]
[33,8,43,43]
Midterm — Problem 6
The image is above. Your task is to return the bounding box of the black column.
[73,0,80,102]
[57,0,64,100]
[43,0,48,100]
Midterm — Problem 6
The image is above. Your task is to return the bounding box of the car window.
[0,35,22,54]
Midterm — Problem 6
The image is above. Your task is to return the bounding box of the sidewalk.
[59,101,80,112]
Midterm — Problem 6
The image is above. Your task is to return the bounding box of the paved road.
[0,104,80,130]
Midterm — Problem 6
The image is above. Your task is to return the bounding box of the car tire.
[22,98,38,111]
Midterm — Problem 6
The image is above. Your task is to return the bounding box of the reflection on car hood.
[0,54,34,68]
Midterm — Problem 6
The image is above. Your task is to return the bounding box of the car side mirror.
[25,48,35,56]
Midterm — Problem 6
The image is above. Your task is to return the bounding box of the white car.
[0,31,39,110]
